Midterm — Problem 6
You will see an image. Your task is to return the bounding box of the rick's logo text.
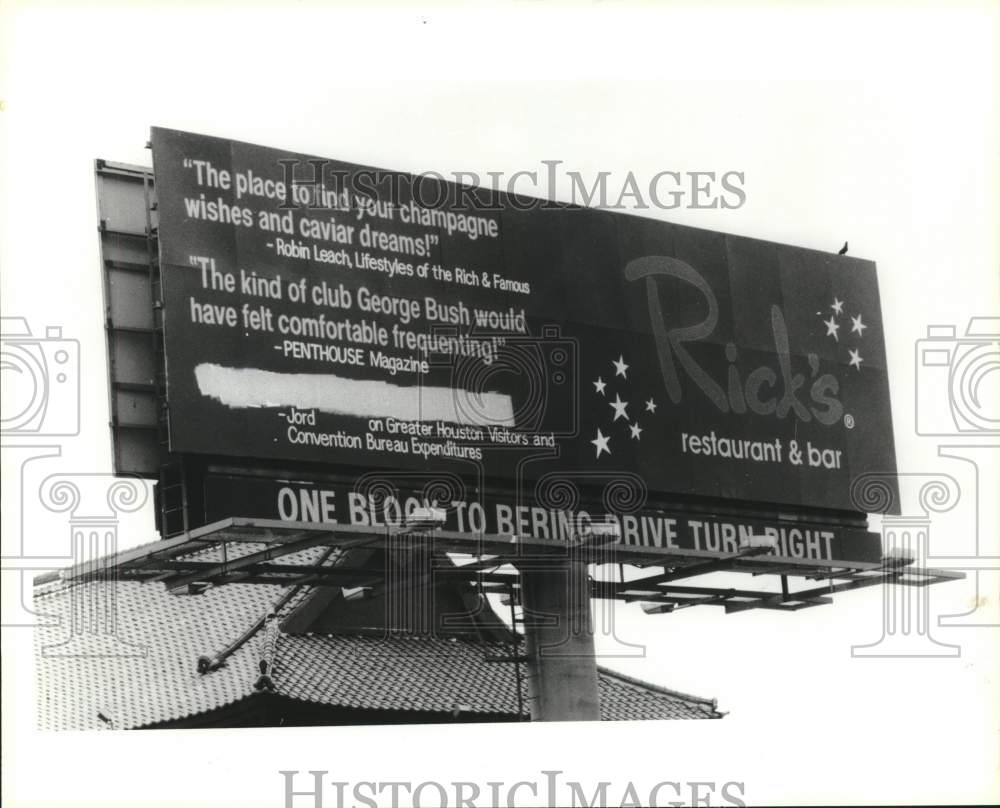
[625,256,844,426]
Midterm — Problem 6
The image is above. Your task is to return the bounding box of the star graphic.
[645,398,657,413]
[831,297,844,315]
[823,315,840,341]
[591,428,611,458]
[851,314,867,337]
[609,393,629,421]
[612,355,629,378]
[593,377,607,395]
[848,348,864,370]
[629,422,643,440]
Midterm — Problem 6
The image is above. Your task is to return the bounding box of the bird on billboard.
[838,241,849,255]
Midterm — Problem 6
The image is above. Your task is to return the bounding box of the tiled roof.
[597,669,720,721]
[34,558,721,729]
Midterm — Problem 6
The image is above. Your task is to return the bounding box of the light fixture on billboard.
[404,507,447,530]
[883,547,917,566]
[739,533,779,553]
[341,586,373,602]
[578,517,622,548]
[641,602,675,615]
[499,589,521,607]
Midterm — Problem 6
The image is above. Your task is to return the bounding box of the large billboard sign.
[151,128,898,514]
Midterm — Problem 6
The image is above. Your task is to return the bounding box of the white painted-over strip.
[194,363,515,427]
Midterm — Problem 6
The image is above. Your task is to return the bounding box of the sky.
[2,2,998,806]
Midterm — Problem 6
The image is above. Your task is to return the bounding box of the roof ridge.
[596,665,719,710]
[289,630,516,649]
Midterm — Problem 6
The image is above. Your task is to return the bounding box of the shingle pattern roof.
[34,564,721,729]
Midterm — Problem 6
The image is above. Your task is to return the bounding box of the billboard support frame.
[60,516,964,614]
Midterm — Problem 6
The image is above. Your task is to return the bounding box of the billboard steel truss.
[63,517,963,615]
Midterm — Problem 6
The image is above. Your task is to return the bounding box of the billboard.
[151,127,898,514]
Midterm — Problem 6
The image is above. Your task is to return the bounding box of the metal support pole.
[518,555,601,722]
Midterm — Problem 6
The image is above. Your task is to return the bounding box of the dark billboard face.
[152,128,898,513]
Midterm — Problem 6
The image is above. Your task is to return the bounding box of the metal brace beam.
[161,531,333,591]
[621,545,775,590]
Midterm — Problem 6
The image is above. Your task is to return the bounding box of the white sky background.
[2,2,998,806]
